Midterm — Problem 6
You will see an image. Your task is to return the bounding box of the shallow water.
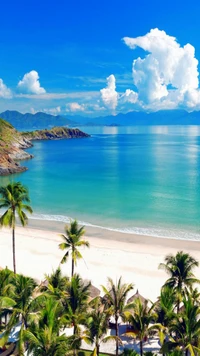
[1,125,200,240]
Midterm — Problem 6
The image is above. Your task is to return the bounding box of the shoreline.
[1,218,200,302]
[27,217,200,250]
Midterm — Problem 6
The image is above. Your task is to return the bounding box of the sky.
[1,0,200,117]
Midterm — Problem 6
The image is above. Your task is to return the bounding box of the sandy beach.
[1,219,200,302]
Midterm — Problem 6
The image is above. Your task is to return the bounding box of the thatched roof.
[83,279,100,299]
[127,289,147,304]
[89,284,101,299]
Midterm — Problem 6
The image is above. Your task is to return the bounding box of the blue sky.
[1,0,200,116]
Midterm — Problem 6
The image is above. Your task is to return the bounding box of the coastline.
[1,218,200,301]
[27,217,200,250]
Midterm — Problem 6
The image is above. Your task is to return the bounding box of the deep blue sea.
[1,125,200,240]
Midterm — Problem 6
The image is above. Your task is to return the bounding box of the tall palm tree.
[84,297,114,356]
[124,298,157,356]
[159,251,199,312]
[59,220,90,277]
[102,277,134,356]
[0,182,33,273]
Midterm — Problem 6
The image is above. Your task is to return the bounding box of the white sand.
[1,221,200,301]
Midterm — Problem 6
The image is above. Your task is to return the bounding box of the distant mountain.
[3,109,200,129]
[64,110,200,126]
[0,110,77,130]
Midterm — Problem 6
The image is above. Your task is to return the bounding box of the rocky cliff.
[0,120,90,176]
[0,119,33,175]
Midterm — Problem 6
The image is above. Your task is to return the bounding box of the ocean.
[1,125,200,241]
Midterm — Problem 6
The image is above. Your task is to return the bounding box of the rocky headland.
[0,119,90,176]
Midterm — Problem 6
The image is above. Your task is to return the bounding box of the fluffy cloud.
[100,74,118,110]
[0,79,12,98]
[43,106,61,115]
[66,102,85,112]
[120,89,138,104]
[17,70,46,94]
[123,28,200,108]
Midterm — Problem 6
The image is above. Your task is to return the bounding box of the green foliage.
[0,118,13,130]
[59,219,90,277]
[84,297,113,356]
[65,274,91,332]
[102,277,134,356]
[23,298,70,356]
[159,251,199,312]
[0,181,32,273]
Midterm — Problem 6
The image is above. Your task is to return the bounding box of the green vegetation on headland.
[0,118,90,176]
[0,182,200,356]
[22,126,90,140]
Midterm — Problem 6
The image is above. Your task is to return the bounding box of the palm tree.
[124,298,157,356]
[84,297,114,356]
[0,267,14,327]
[154,285,176,328]
[63,274,91,356]
[10,274,38,329]
[65,274,91,335]
[5,274,39,355]
[153,285,177,351]
[162,295,200,356]
[159,251,199,312]
[59,219,90,277]
[0,182,33,273]
[0,296,16,349]
[40,267,69,302]
[24,298,70,356]
[102,277,134,356]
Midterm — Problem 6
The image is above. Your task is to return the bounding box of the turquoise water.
[1,125,200,240]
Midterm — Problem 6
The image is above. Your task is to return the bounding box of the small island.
[0,119,90,176]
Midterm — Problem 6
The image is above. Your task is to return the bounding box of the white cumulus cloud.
[43,106,61,115]
[66,102,85,112]
[123,28,200,109]
[120,89,138,104]
[100,74,118,110]
[0,79,12,98]
[17,70,46,94]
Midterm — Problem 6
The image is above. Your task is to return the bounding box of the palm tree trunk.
[96,343,100,356]
[72,247,74,277]
[12,225,16,274]
[140,340,143,356]
[72,258,74,277]
[115,315,119,356]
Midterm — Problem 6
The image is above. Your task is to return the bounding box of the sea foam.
[30,213,200,242]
